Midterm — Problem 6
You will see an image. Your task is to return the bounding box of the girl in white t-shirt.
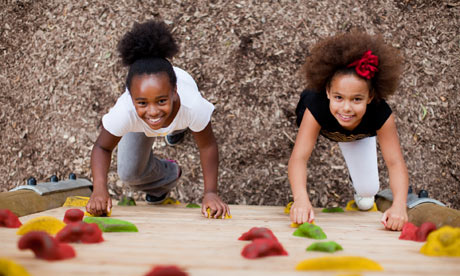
[86,20,230,218]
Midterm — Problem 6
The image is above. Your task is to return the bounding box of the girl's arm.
[377,114,409,231]
[86,126,121,216]
[288,109,320,224]
[192,122,230,218]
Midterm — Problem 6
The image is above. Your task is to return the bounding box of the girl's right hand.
[86,190,112,216]
[290,200,315,224]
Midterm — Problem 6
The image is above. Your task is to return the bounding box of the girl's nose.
[147,104,159,116]
[343,101,352,112]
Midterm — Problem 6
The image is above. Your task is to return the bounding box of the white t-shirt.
[102,67,214,137]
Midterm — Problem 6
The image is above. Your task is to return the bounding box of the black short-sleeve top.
[295,90,392,142]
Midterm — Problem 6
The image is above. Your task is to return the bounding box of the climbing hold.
[306,241,343,253]
[84,209,112,217]
[0,209,22,228]
[206,208,231,219]
[56,222,104,243]
[345,200,378,212]
[62,196,90,207]
[0,258,31,276]
[241,238,288,259]
[144,265,188,276]
[83,217,138,232]
[27,177,36,186]
[418,189,429,198]
[63,209,85,224]
[185,203,200,208]
[416,222,437,242]
[284,201,293,214]
[16,216,66,236]
[296,256,383,271]
[117,196,136,206]
[50,175,58,182]
[399,222,437,242]
[293,222,327,240]
[322,207,344,213]
[420,226,460,257]
[290,222,300,228]
[161,197,181,205]
[238,227,278,241]
[69,173,76,180]
[18,231,75,261]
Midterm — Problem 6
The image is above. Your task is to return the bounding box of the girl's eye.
[158,99,168,104]
[137,101,147,106]
[354,98,363,102]
[334,96,342,100]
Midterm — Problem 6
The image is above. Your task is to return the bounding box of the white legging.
[338,136,379,197]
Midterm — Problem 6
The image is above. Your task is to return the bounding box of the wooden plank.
[1,204,459,276]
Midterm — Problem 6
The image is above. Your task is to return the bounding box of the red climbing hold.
[63,208,84,224]
[241,238,288,259]
[238,227,278,241]
[0,209,22,228]
[399,221,437,242]
[415,222,437,242]
[18,231,75,260]
[144,265,188,276]
[56,222,104,243]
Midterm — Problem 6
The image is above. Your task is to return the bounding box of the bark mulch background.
[1,0,459,209]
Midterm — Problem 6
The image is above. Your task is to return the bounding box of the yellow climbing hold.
[16,216,66,236]
[345,200,378,212]
[0,258,31,276]
[206,208,232,219]
[420,225,460,257]
[290,220,315,228]
[62,196,90,207]
[296,256,383,271]
[161,197,181,205]
[84,209,112,217]
[284,201,293,214]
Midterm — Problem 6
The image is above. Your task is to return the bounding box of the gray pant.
[117,132,180,197]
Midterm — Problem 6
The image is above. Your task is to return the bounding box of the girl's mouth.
[338,113,354,122]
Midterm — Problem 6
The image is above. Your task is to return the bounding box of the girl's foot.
[354,194,375,210]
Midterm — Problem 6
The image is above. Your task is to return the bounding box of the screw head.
[50,175,59,182]
[69,173,76,180]
[418,189,429,198]
[27,177,37,186]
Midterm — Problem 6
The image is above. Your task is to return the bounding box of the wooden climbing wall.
[1,203,459,276]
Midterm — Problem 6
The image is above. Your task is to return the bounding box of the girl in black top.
[288,32,408,231]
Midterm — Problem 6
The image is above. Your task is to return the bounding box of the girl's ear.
[326,88,331,99]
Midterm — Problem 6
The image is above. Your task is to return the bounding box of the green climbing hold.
[83,217,138,232]
[307,241,343,252]
[293,222,327,240]
[321,207,344,213]
[186,203,201,208]
[117,196,136,206]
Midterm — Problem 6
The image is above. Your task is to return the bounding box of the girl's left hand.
[381,204,408,231]
[201,192,230,219]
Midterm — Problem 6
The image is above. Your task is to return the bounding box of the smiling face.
[129,73,179,130]
[326,73,373,131]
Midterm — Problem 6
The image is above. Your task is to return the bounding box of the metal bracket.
[10,178,92,196]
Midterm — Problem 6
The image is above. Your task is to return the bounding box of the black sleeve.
[371,99,393,130]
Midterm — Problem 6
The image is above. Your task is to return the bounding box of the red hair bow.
[347,50,379,79]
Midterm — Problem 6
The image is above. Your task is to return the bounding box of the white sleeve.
[102,96,135,137]
[188,96,215,132]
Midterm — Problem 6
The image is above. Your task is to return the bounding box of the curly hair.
[117,20,179,90]
[301,31,403,100]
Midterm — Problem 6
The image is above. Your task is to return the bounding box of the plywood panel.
[1,203,458,276]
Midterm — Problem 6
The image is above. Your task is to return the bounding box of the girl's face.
[326,74,373,131]
[130,73,179,130]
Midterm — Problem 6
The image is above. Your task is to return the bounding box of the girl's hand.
[201,192,230,219]
[381,204,408,231]
[290,199,315,224]
[86,190,112,216]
